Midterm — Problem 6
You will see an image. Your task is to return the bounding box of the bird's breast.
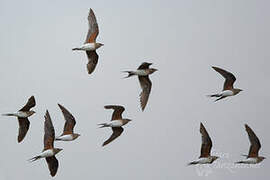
[81,43,96,51]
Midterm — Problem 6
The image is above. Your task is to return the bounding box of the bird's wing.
[45,156,59,177]
[137,62,152,70]
[104,105,125,120]
[58,104,76,135]
[86,51,99,74]
[200,123,212,158]
[44,110,55,150]
[19,96,36,111]
[212,66,236,90]
[138,76,152,111]
[102,127,124,146]
[17,118,30,143]
[245,124,261,158]
[84,8,99,44]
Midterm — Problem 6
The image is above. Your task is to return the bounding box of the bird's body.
[99,105,131,146]
[188,156,218,165]
[208,66,242,101]
[55,134,80,141]
[236,124,265,164]
[55,104,80,142]
[73,8,103,75]
[124,62,157,111]
[99,119,130,128]
[2,96,36,143]
[73,42,103,51]
[188,123,219,165]
[3,111,34,118]
[29,110,62,177]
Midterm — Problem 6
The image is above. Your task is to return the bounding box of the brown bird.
[29,110,63,177]
[208,66,242,102]
[2,96,36,143]
[98,105,131,146]
[72,8,104,74]
[124,62,157,111]
[236,124,265,164]
[188,123,219,165]
[55,104,80,141]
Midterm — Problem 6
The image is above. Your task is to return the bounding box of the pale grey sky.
[0,0,269,179]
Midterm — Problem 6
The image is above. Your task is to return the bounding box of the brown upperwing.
[19,96,36,111]
[137,62,152,70]
[45,156,59,177]
[138,76,152,111]
[102,127,124,146]
[104,105,125,120]
[245,124,261,158]
[212,66,236,90]
[199,123,213,158]
[85,8,99,44]
[43,110,55,150]
[58,104,76,135]
[17,117,30,143]
[86,50,99,74]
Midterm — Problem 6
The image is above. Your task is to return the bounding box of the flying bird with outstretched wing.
[2,96,36,143]
[29,110,63,177]
[208,66,242,102]
[188,123,219,165]
[72,8,104,75]
[123,62,157,111]
[236,124,265,164]
[98,105,131,146]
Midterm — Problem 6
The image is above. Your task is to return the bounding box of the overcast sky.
[0,0,269,179]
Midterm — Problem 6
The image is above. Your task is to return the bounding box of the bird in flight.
[124,62,157,111]
[2,96,36,143]
[208,66,242,102]
[29,110,63,177]
[72,8,103,75]
[99,105,131,146]
[236,124,265,164]
[188,123,219,165]
[55,104,80,141]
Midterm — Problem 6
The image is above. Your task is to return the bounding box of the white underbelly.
[80,43,96,51]
[40,149,54,158]
[243,158,258,164]
[109,120,123,127]
[16,111,29,118]
[135,70,148,76]
[221,90,234,97]
[56,134,73,141]
[197,157,211,164]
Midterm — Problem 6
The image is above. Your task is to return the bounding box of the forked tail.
[187,161,199,165]
[2,113,16,116]
[123,71,135,78]
[98,123,109,128]
[28,155,42,162]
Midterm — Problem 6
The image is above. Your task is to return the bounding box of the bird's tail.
[206,94,221,98]
[28,155,42,162]
[2,113,16,116]
[122,71,136,78]
[72,47,82,51]
[187,161,199,165]
[98,123,109,128]
[235,161,245,164]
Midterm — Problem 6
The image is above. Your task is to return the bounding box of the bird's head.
[212,156,219,162]
[234,88,243,95]
[96,43,104,49]
[123,119,132,125]
[73,133,81,139]
[54,148,63,155]
[149,68,158,74]
[29,110,36,116]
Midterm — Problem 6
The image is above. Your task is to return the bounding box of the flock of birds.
[1,8,266,177]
